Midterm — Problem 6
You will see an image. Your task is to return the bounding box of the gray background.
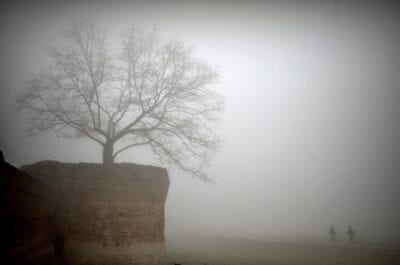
[1,1,399,243]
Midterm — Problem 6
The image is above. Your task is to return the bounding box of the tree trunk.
[102,141,114,165]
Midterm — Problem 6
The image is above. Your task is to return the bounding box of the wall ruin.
[21,161,169,265]
[1,155,54,265]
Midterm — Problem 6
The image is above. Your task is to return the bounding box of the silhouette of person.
[347,225,355,242]
[329,225,336,241]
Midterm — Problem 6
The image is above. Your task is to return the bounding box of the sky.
[1,1,400,243]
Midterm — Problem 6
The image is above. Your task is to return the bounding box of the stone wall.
[1,155,54,265]
[21,161,169,265]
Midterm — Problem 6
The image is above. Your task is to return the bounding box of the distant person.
[347,225,356,242]
[329,225,336,241]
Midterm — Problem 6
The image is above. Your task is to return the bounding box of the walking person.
[329,225,336,242]
[347,225,356,243]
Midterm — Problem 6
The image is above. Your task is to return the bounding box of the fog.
[1,1,400,244]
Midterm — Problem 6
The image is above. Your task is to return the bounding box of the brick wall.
[1,157,54,265]
[21,161,169,265]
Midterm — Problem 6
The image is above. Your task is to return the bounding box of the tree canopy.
[17,18,223,181]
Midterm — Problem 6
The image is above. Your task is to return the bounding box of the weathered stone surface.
[21,161,169,265]
[1,156,54,265]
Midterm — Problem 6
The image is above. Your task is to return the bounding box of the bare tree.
[17,18,222,180]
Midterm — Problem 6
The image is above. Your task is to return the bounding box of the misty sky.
[1,1,400,242]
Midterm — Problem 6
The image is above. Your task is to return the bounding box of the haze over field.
[1,0,400,245]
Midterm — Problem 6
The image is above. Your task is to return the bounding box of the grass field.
[166,236,400,265]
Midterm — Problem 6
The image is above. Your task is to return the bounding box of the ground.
[166,236,400,265]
